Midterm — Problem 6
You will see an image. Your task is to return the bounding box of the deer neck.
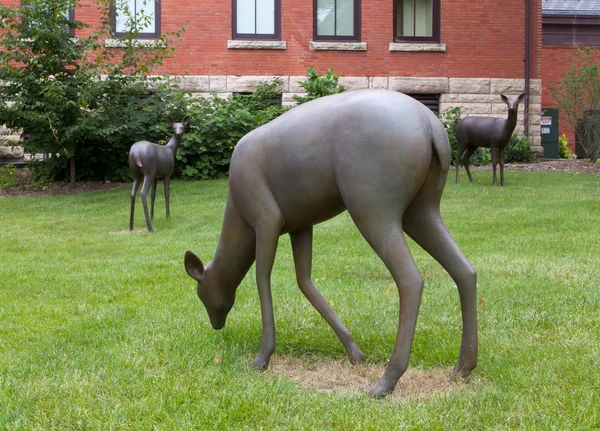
[502,110,518,141]
[166,135,181,152]
[205,194,256,295]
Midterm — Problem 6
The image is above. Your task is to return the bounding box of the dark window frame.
[313,0,361,42]
[232,0,282,41]
[110,0,161,40]
[394,0,440,43]
[542,14,600,46]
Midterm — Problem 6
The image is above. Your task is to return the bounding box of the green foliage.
[505,134,537,163]
[176,80,288,180]
[559,134,572,159]
[0,164,19,190]
[551,47,600,162]
[439,107,491,166]
[292,67,345,104]
[0,0,183,184]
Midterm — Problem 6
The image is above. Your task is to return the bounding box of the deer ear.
[500,94,508,104]
[517,93,525,104]
[184,250,204,282]
[166,115,174,126]
[182,115,190,126]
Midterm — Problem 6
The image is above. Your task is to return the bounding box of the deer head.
[500,93,525,114]
[184,250,236,329]
[167,115,190,138]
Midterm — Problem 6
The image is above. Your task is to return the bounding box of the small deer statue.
[129,115,189,231]
[184,90,477,398]
[455,93,525,186]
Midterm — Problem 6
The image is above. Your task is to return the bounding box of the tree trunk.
[69,155,76,189]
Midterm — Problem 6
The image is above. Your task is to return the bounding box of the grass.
[0,171,599,430]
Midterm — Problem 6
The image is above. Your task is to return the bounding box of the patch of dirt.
[268,356,472,402]
[469,159,600,175]
[0,168,129,198]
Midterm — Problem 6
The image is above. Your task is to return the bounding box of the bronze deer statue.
[129,115,189,231]
[455,93,525,186]
[184,90,477,397]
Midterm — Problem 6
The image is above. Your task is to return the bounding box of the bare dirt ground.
[2,160,599,198]
[268,356,474,402]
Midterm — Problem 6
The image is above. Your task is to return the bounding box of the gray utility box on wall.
[541,108,559,159]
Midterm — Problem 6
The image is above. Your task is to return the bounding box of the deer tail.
[428,112,451,174]
[134,151,143,168]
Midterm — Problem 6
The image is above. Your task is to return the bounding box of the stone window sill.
[309,41,367,51]
[389,43,446,52]
[227,40,286,50]
[105,38,165,48]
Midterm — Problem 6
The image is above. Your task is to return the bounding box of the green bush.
[292,67,345,105]
[439,107,491,166]
[505,134,537,163]
[559,134,572,159]
[0,164,19,190]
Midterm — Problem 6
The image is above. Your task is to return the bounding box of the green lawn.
[1,171,598,430]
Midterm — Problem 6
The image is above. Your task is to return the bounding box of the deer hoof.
[249,355,270,371]
[450,364,475,382]
[348,345,366,365]
[366,377,395,398]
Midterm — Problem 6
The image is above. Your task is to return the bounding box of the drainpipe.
[524,0,531,137]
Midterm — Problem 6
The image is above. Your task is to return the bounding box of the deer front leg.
[249,220,282,371]
[290,228,365,364]
[164,176,171,218]
[499,147,506,187]
[491,146,498,186]
[140,176,153,232]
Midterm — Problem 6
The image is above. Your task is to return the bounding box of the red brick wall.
[542,46,600,151]
[10,0,540,79]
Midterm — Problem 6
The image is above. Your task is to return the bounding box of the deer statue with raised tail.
[184,90,477,398]
[455,93,525,186]
[129,115,189,231]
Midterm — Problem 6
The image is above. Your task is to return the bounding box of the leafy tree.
[0,0,182,187]
[551,47,600,163]
[292,67,345,105]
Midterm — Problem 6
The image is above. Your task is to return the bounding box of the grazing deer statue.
[184,90,477,398]
[455,93,525,186]
[129,115,189,231]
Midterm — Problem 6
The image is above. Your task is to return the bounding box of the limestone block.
[449,78,490,94]
[440,94,459,103]
[172,76,210,92]
[466,113,505,118]
[339,77,368,91]
[309,41,367,51]
[389,43,446,52]
[490,78,525,94]
[227,40,286,50]
[289,76,307,93]
[0,143,24,159]
[370,77,389,90]
[530,79,542,95]
[282,93,303,104]
[209,75,227,93]
[452,103,491,115]
[389,77,449,94]
[227,75,287,93]
[458,94,501,103]
[216,93,233,99]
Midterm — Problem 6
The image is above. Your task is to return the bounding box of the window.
[20,2,75,35]
[394,0,440,42]
[112,0,160,39]
[314,0,361,41]
[407,94,439,114]
[233,0,281,40]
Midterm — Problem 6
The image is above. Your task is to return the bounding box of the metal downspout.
[524,0,531,137]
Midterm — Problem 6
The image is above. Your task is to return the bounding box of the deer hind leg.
[456,140,467,184]
[402,160,478,381]
[164,176,171,218]
[290,227,365,364]
[150,178,157,219]
[462,146,477,183]
[499,147,506,187]
[140,176,153,232]
[130,178,141,230]
[491,146,498,186]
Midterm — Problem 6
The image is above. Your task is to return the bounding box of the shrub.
[559,134,572,159]
[292,67,345,105]
[0,165,19,190]
[439,107,491,166]
[505,134,537,163]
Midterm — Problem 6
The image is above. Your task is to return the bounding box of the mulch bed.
[1,160,598,198]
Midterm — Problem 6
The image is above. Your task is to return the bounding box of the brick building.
[541,0,600,153]
[1,0,545,158]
